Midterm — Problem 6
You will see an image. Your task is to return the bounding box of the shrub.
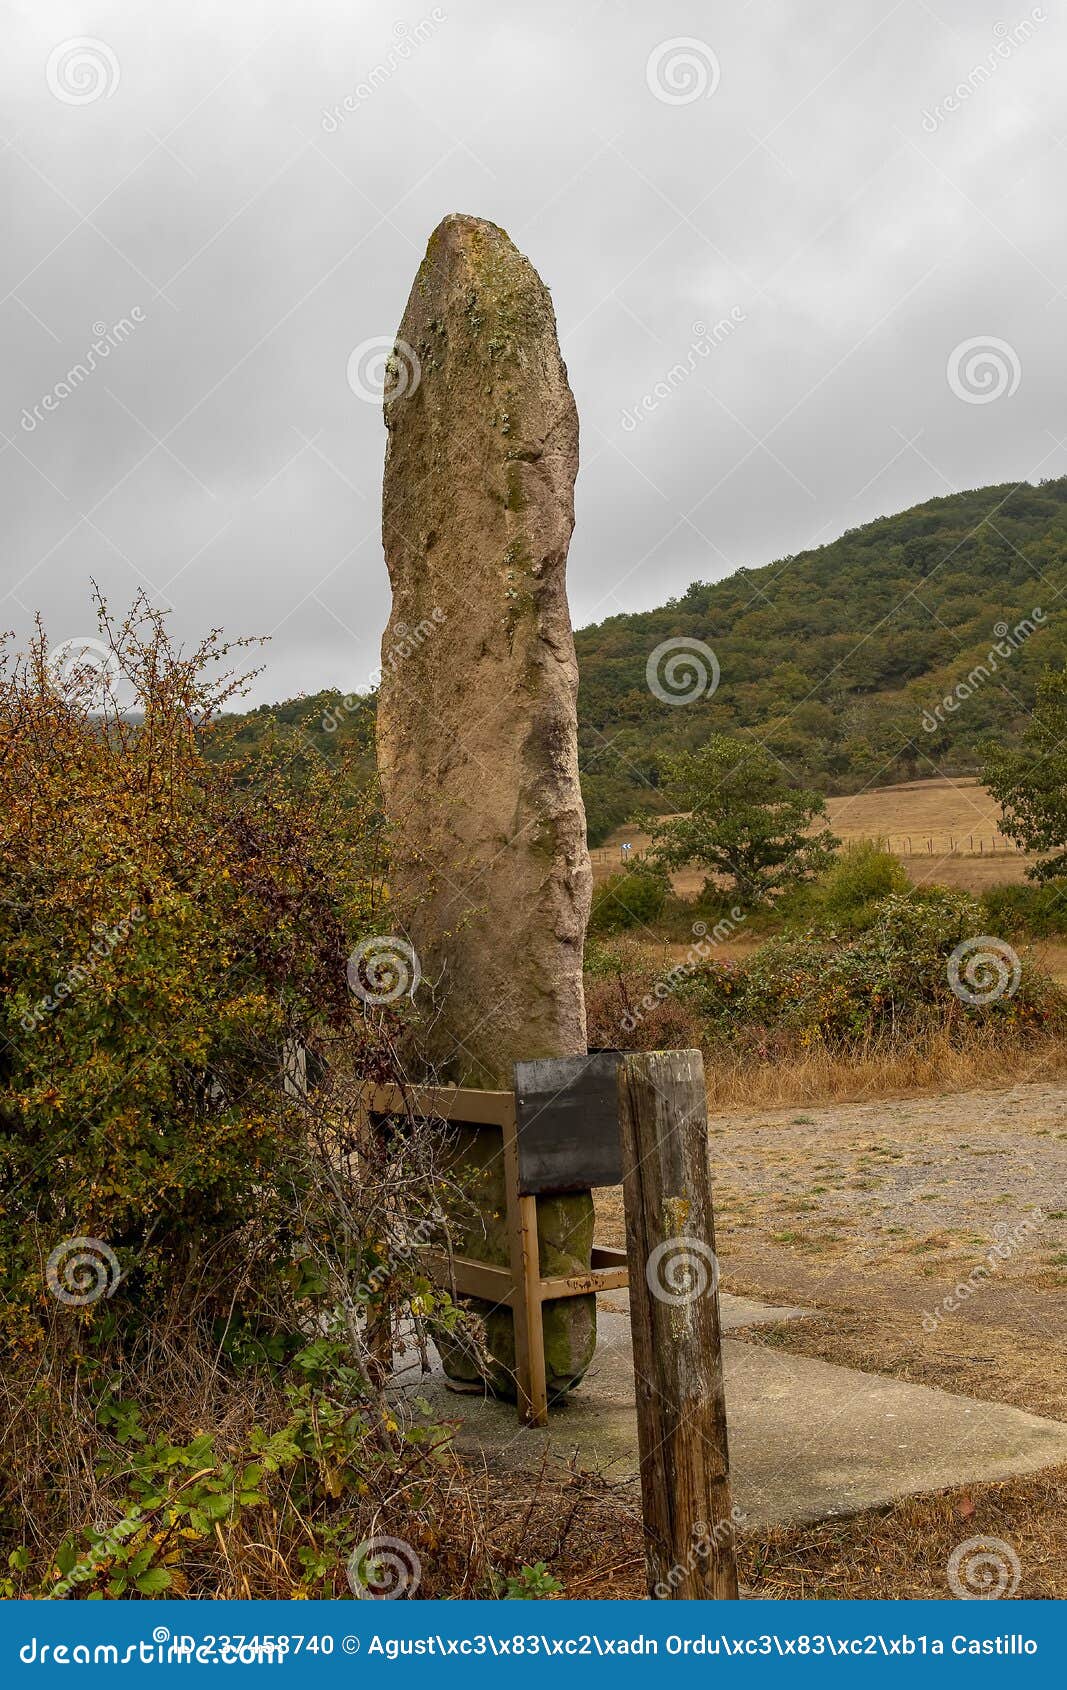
[588,864,669,934]
[681,890,1063,1050]
[0,600,380,1314]
[584,937,707,1052]
[982,880,1067,937]
[0,598,496,1599]
[808,840,910,932]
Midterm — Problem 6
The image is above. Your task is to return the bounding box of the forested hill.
[220,477,1067,843]
[575,477,1067,839]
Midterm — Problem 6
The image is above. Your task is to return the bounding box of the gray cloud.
[2,0,1064,703]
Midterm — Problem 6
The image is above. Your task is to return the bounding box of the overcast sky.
[3,0,1064,704]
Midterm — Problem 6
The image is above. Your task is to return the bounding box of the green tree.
[648,735,839,905]
[984,662,1067,879]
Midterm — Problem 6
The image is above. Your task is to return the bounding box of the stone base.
[437,1122,596,1398]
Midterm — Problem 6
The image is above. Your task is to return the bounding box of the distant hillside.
[220,478,1067,844]
[206,688,377,790]
[575,477,1067,840]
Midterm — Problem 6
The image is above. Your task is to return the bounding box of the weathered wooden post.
[617,1049,739,1600]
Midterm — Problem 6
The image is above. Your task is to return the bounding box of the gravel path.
[596,1079,1067,1314]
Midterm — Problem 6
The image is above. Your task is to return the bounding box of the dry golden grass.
[592,775,1039,891]
[702,1027,1067,1111]
[827,775,1003,846]
[739,1467,1067,1599]
[901,852,1034,891]
[509,1462,1067,1599]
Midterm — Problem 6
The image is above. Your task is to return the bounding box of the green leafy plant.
[588,864,669,935]
[647,736,839,906]
[0,597,489,1601]
[503,1561,563,1599]
[984,662,1067,879]
[587,889,1066,1061]
[806,840,910,933]
[982,879,1067,937]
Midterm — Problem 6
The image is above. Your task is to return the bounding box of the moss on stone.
[433,1126,596,1398]
[504,462,526,512]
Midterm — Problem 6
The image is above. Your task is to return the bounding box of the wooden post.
[618,1049,739,1600]
[500,1095,549,1426]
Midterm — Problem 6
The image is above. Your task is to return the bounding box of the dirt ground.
[597,1078,1067,1313]
[530,1076,1067,1599]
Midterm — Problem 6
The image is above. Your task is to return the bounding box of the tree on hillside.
[648,734,840,905]
[984,662,1067,879]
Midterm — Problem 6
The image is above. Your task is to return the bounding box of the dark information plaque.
[512,1052,624,1196]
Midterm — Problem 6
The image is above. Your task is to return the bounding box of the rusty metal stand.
[357,1078,628,1425]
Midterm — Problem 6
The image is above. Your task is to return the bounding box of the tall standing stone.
[377,213,595,1393]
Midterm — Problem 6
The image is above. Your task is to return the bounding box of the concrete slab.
[396,1297,1067,1528]
[594,1290,811,1329]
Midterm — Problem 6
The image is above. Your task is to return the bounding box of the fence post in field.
[617,1049,739,1600]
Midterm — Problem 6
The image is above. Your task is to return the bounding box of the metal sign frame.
[357,1076,628,1425]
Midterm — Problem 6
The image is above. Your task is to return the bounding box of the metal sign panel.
[513,1052,624,1195]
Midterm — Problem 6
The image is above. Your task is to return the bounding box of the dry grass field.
[827,775,1010,848]
[830,777,1036,892]
[593,775,1037,893]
